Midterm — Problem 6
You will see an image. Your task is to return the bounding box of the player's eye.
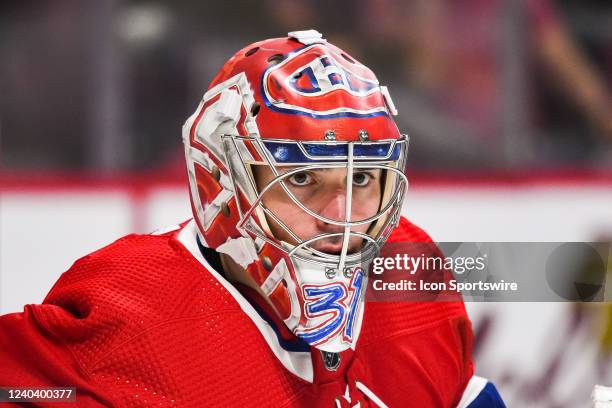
[288,171,314,187]
[352,172,372,187]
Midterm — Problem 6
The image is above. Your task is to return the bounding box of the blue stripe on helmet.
[263,142,400,163]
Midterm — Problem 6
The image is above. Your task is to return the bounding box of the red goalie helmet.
[183,30,409,352]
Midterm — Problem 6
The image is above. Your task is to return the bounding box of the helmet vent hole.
[341,53,355,64]
[250,102,260,117]
[267,53,284,65]
[262,256,273,271]
[245,47,259,57]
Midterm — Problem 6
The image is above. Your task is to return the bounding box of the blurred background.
[2,0,612,172]
[1,1,612,407]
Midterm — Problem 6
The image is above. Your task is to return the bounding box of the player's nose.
[316,192,348,231]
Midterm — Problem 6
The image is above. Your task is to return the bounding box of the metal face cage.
[221,134,410,273]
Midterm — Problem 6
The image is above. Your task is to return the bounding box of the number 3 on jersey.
[297,269,365,346]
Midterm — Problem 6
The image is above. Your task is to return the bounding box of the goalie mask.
[183,30,408,352]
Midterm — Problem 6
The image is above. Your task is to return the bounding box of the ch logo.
[262,44,388,119]
[288,55,378,96]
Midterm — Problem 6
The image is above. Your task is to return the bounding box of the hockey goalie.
[0,30,504,407]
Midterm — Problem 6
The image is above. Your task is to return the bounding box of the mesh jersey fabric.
[0,217,473,407]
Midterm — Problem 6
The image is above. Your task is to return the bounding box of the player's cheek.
[262,184,300,212]
[351,190,381,220]
[274,201,310,230]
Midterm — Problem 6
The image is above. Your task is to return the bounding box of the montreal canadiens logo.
[262,45,389,119]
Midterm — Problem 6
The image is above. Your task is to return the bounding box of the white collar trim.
[176,220,314,383]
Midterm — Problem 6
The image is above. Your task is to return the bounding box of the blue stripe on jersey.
[247,296,311,352]
[467,382,506,408]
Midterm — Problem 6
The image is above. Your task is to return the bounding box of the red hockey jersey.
[0,217,473,407]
